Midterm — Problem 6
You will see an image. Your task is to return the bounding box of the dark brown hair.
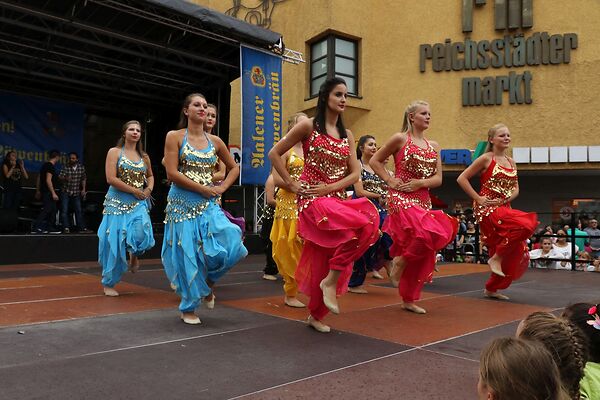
[313,77,347,139]
[356,134,375,160]
[563,303,600,363]
[178,93,206,129]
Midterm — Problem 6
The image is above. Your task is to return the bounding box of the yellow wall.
[192,0,600,170]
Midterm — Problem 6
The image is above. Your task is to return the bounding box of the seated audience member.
[567,220,589,251]
[478,337,570,400]
[553,229,579,270]
[529,238,561,269]
[576,251,593,272]
[543,225,558,244]
[563,303,600,399]
[517,311,588,400]
[585,219,600,257]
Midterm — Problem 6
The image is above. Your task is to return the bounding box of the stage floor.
[1,255,598,399]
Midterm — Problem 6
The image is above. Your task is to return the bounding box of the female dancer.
[270,112,308,307]
[260,173,278,281]
[348,135,393,294]
[371,100,457,314]
[162,93,247,325]
[268,77,379,333]
[98,121,155,296]
[457,124,538,300]
[205,104,245,233]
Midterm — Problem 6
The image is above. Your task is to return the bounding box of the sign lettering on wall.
[419,1,578,106]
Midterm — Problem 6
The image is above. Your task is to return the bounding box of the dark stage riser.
[0,234,264,265]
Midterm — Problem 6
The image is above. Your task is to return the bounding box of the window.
[309,35,358,97]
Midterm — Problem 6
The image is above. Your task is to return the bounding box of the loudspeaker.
[0,208,18,233]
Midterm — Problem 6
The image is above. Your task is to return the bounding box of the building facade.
[193,0,600,224]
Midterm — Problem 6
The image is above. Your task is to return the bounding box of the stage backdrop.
[240,45,282,185]
[0,92,84,171]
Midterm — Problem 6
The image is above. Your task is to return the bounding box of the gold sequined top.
[102,149,147,215]
[163,132,218,223]
[473,157,518,221]
[178,135,217,185]
[117,151,146,189]
[357,163,388,213]
[387,134,438,213]
[274,150,304,219]
[298,129,349,210]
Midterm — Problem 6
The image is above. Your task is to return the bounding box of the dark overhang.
[0,0,283,114]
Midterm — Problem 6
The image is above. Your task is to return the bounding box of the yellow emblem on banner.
[250,66,266,87]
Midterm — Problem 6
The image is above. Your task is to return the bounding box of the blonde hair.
[286,112,308,134]
[480,337,570,400]
[401,100,429,133]
[518,312,588,400]
[485,123,508,152]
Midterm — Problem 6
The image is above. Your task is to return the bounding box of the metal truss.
[254,186,266,233]
[0,0,282,115]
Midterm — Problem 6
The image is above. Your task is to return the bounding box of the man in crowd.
[584,219,600,258]
[32,150,61,234]
[59,152,91,233]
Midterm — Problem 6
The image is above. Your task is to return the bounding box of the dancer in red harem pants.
[268,77,378,333]
[371,100,457,314]
[457,123,538,300]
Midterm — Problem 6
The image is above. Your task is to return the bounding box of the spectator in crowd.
[543,225,557,243]
[516,311,588,400]
[529,237,561,269]
[567,219,589,253]
[584,219,600,257]
[577,251,593,272]
[462,220,478,254]
[58,152,90,233]
[32,150,61,234]
[2,150,28,210]
[477,337,570,400]
[553,229,579,270]
[563,303,600,399]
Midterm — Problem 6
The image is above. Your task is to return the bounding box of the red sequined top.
[387,134,438,213]
[298,129,350,211]
[473,157,518,221]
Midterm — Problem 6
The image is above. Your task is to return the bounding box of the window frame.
[309,35,359,98]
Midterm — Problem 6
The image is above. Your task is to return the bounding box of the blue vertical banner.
[240,45,282,185]
[0,92,84,171]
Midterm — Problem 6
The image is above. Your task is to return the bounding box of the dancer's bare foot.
[488,254,506,277]
[307,315,330,333]
[371,270,384,279]
[129,254,140,274]
[180,312,201,325]
[103,287,119,297]
[284,296,306,308]
[389,257,405,288]
[348,285,369,294]
[319,279,339,314]
[484,289,510,300]
[401,302,427,314]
